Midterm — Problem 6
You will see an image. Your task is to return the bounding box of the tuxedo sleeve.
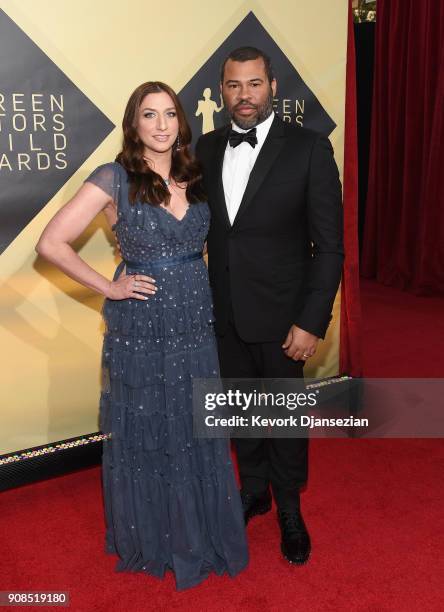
[294,135,344,339]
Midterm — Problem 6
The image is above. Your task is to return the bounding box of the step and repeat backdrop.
[0,0,348,455]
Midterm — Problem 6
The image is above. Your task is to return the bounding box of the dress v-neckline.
[158,204,191,223]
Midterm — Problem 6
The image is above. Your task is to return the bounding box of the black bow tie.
[228,127,258,148]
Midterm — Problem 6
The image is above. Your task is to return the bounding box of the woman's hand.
[107,273,157,301]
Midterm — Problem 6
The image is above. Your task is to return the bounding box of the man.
[195,47,344,565]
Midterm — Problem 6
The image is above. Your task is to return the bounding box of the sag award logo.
[195,88,224,134]
[0,9,114,254]
[179,11,336,146]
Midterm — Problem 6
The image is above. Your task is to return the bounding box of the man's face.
[221,57,277,129]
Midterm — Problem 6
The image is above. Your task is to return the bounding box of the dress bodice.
[86,161,210,264]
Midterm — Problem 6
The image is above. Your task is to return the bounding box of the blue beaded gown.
[85,162,248,590]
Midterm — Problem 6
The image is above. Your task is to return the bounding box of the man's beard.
[225,88,274,130]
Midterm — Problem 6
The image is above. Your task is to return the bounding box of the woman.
[36,82,248,590]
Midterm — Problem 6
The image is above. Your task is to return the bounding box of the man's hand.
[282,325,319,361]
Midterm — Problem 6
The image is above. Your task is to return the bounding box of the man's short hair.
[220,46,274,84]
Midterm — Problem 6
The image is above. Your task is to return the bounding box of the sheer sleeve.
[84,162,120,203]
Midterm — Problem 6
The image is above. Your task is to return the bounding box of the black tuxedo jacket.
[195,115,344,343]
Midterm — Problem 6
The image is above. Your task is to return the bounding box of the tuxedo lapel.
[211,125,231,231]
[233,116,286,227]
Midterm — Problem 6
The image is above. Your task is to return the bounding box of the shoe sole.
[281,543,311,565]
[245,502,272,525]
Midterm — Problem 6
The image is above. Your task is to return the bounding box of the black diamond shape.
[179,11,336,147]
[0,9,115,254]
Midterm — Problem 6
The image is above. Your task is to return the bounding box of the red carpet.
[1,279,443,611]
[360,279,444,377]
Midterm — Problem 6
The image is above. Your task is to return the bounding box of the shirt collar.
[231,111,275,146]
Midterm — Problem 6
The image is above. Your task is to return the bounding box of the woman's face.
[136,91,179,155]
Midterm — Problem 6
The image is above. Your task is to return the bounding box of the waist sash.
[113,251,203,280]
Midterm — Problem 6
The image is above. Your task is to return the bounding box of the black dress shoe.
[241,490,272,524]
[277,509,311,564]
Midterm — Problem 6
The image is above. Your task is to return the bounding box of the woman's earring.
[175,134,181,151]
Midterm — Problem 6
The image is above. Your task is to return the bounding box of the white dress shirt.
[222,111,275,225]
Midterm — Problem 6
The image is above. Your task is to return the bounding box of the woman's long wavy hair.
[115,81,206,206]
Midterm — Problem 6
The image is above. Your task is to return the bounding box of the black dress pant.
[216,306,308,512]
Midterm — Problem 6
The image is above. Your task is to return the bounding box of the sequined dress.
[85,162,248,590]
